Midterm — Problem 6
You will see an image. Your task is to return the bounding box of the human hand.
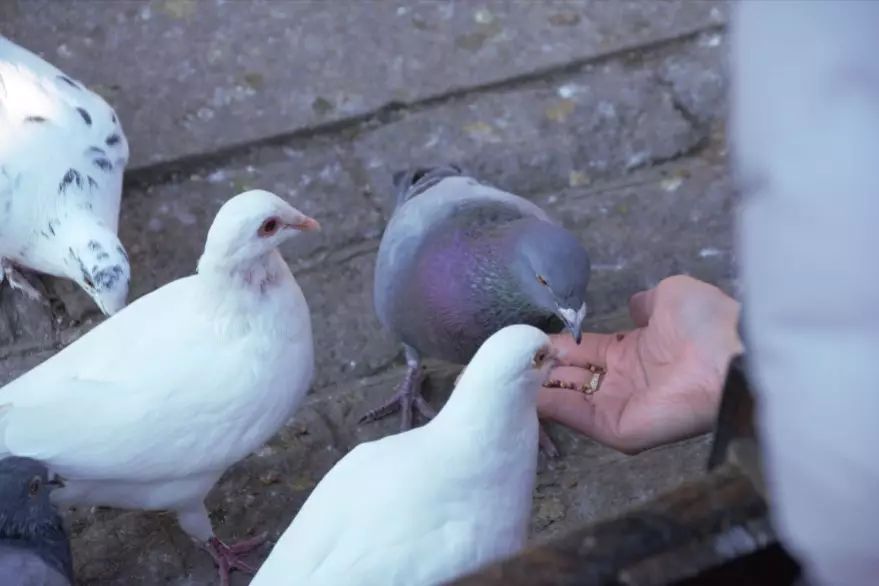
[538,275,742,454]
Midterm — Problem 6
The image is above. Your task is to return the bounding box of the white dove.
[0,35,130,314]
[0,190,319,585]
[251,324,557,586]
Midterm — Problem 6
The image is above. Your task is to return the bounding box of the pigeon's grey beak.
[568,323,583,345]
[557,303,587,345]
[47,475,66,489]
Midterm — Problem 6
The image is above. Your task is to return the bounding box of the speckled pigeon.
[252,325,556,586]
[363,165,591,431]
[0,190,320,586]
[0,457,72,586]
[0,35,130,315]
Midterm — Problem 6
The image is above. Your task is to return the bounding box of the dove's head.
[457,324,557,398]
[199,190,320,272]
[512,219,591,344]
[0,457,65,538]
[59,222,130,316]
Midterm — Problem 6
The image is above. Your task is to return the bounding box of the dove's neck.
[195,249,306,335]
[197,248,290,291]
[430,368,541,452]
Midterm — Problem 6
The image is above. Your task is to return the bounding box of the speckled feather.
[0,36,130,311]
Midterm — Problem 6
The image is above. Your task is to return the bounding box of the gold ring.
[581,371,602,395]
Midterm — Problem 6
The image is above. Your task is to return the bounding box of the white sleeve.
[732,2,879,584]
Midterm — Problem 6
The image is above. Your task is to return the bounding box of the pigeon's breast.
[389,225,548,363]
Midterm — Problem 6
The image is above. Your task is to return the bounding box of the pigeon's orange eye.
[536,275,548,286]
[258,217,280,238]
[28,476,41,496]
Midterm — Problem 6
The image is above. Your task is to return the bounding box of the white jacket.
[733,2,879,584]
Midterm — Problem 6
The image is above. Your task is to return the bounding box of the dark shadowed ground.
[0,1,734,584]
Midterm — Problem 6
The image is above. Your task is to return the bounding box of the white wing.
[0,278,257,481]
[253,431,480,586]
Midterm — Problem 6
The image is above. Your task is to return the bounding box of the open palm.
[538,275,742,454]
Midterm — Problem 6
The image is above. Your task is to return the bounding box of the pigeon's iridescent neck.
[0,513,72,582]
[411,226,550,362]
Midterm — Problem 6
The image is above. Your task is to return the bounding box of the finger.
[538,387,636,453]
[537,387,598,435]
[549,331,616,368]
[629,287,658,327]
[546,366,594,387]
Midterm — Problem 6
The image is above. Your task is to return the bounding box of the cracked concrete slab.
[1,0,726,168]
[353,30,727,213]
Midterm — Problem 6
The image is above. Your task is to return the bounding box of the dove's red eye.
[536,275,548,286]
[258,217,280,238]
[28,476,41,496]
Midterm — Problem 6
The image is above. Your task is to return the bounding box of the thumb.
[550,331,616,368]
[629,287,658,327]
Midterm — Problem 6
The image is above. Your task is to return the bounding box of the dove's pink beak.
[290,216,320,232]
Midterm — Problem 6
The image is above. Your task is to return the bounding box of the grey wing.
[373,175,549,328]
[0,547,71,586]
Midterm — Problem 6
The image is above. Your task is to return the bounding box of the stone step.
[1,0,727,168]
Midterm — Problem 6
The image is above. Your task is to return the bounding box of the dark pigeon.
[364,165,591,431]
[0,457,72,586]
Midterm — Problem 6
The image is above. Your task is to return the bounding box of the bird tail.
[391,164,465,210]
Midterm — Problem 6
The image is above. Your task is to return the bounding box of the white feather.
[252,324,552,586]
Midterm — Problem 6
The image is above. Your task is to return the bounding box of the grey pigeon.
[0,457,71,586]
[364,165,591,430]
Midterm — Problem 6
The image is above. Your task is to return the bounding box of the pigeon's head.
[61,223,130,316]
[512,219,591,343]
[459,324,557,393]
[0,457,65,536]
[200,190,320,271]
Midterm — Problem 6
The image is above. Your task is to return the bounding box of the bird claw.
[359,394,403,423]
[1,260,48,304]
[206,534,265,586]
[359,365,432,431]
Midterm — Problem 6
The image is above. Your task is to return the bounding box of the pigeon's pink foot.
[206,533,266,586]
[359,345,435,431]
[0,258,47,304]
[538,422,561,459]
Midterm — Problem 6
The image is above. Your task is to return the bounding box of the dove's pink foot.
[206,534,266,586]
